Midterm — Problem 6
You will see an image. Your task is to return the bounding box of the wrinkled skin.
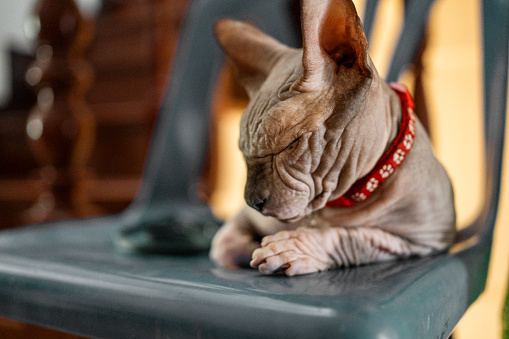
[209,0,456,276]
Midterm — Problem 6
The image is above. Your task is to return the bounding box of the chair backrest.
[122,0,300,226]
[476,0,509,244]
[363,0,436,82]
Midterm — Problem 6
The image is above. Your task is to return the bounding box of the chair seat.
[0,218,489,338]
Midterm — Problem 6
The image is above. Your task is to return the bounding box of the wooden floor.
[0,317,86,339]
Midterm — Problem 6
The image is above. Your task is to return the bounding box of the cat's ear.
[215,19,289,97]
[298,0,372,91]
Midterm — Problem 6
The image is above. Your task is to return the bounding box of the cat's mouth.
[277,215,304,223]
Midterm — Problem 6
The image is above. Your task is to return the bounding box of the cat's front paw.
[250,228,334,276]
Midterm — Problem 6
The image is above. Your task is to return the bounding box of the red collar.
[325,83,416,208]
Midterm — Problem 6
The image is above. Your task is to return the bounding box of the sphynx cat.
[209,0,456,276]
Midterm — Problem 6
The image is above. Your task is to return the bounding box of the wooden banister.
[25,0,96,222]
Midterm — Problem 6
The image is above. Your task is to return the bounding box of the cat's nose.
[245,189,269,213]
[252,199,267,212]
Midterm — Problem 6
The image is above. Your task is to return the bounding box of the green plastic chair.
[0,0,506,337]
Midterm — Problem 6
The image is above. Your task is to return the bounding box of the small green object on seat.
[116,206,220,254]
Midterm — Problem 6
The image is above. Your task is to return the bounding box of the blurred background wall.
[0,0,506,337]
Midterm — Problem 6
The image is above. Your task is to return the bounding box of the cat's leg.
[251,226,434,276]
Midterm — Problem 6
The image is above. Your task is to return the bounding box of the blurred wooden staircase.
[0,0,189,228]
